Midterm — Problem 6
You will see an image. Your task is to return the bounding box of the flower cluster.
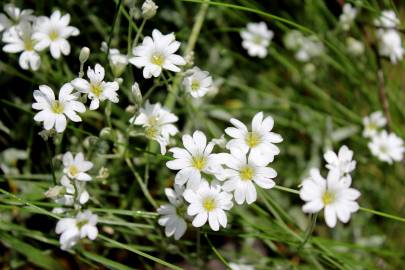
[284,30,324,63]
[158,112,282,238]
[300,145,360,228]
[362,111,404,164]
[339,3,357,31]
[44,151,98,250]
[374,10,404,64]
[1,3,79,70]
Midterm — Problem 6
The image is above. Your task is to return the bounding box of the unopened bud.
[99,127,113,139]
[131,82,142,105]
[79,47,90,63]
[142,0,158,19]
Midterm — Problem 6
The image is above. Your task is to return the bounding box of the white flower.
[166,130,222,189]
[374,10,399,28]
[300,168,360,228]
[0,3,34,33]
[284,30,304,50]
[182,66,213,98]
[32,83,86,133]
[339,4,357,31]
[225,112,283,166]
[346,37,364,56]
[55,210,98,250]
[240,22,273,58]
[362,111,387,138]
[71,64,119,110]
[101,43,128,77]
[377,30,404,64]
[62,152,93,181]
[130,101,178,154]
[183,181,233,231]
[157,185,187,240]
[129,29,186,79]
[368,131,404,164]
[33,10,79,59]
[142,0,158,19]
[324,145,356,178]
[229,263,255,270]
[2,22,41,70]
[219,148,277,205]
[295,36,324,62]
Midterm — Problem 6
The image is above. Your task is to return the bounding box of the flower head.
[71,63,119,110]
[32,84,86,133]
[183,181,233,231]
[182,66,213,98]
[2,22,41,70]
[374,10,399,28]
[62,152,93,181]
[130,101,178,154]
[240,22,273,58]
[0,3,34,33]
[129,29,186,79]
[362,111,387,138]
[142,0,158,19]
[225,112,283,165]
[166,130,222,189]
[55,210,98,250]
[300,168,360,228]
[157,185,187,240]
[339,4,357,31]
[219,148,277,204]
[33,10,79,59]
[324,145,356,178]
[368,131,404,164]
[377,30,404,64]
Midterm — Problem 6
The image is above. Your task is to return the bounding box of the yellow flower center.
[191,79,201,91]
[245,132,261,148]
[51,101,64,114]
[203,197,216,212]
[68,165,79,177]
[322,191,335,205]
[145,126,159,139]
[253,35,262,45]
[76,219,88,229]
[24,39,35,51]
[151,53,165,66]
[240,166,254,181]
[191,155,207,171]
[148,116,159,126]
[90,84,103,97]
[49,30,59,41]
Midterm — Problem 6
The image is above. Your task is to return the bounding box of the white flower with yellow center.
[225,112,283,166]
[157,185,188,240]
[240,22,273,58]
[300,168,360,228]
[130,100,178,154]
[218,148,277,204]
[62,152,93,181]
[129,29,186,79]
[166,130,221,189]
[32,83,86,133]
[362,111,386,138]
[183,181,233,231]
[55,210,98,250]
[2,22,40,70]
[33,10,79,59]
[182,66,213,98]
[0,3,34,33]
[339,3,357,31]
[71,64,119,110]
[368,131,404,164]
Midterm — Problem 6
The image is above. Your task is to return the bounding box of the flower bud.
[79,47,90,63]
[99,127,113,139]
[142,0,158,19]
[131,82,142,105]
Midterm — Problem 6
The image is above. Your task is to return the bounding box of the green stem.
[204,233,231,269]
[133,18,147,48]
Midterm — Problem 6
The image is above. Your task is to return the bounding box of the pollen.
[51,101,64,114]
[245,132,261,148]
[151,54,165,66]
[192,155,207,171]
[322,191,335,205]
[240,166,254,181]
[203,197,216,212]
[90,84,103,97]
[49,30,59,41]
[68,165,79,177]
